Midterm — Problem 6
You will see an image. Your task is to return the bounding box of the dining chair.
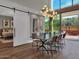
[31,32,41,50]
[38,33,50,54]
[62,32,66,45]
[45,35,63,54]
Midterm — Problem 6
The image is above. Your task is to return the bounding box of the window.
[73,0,79,5]
[52,0,79,10]
[61,15,79,33]
[51,0,60,10]
[61,0,72,8]
[53,14,61,35]
[44,16,49,32]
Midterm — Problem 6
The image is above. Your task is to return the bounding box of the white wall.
[0,0,40,46]
[0,17,3,29]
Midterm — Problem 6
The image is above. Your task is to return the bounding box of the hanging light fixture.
[41,0,57,19]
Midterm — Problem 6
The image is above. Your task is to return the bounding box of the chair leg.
[43,45,49,54]
[38,45,49,54]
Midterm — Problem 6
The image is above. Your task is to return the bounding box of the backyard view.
[44,14,61,36]
[61,15,79,35]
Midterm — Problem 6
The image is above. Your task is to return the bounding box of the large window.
[61,0,72,8]
[44,14,61,36]
[53,14,61,35]
[61,15,79,35]
[51,0,79,10]
[44,16,49,32]
[52,0,60,10]
[73,0,79,5]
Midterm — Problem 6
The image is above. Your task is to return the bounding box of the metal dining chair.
[31,32,41,50]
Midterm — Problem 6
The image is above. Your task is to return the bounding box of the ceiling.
[8,0,49,11]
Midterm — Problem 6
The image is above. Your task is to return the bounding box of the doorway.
[0,15,13,48]
[0,6,14,48]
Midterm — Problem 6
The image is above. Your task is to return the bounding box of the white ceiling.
[8,0,49,11]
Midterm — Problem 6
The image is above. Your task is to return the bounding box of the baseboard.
[13,40,33,47]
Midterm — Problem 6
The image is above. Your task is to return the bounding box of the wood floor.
[0,40,79,59]
[0,39,13,48]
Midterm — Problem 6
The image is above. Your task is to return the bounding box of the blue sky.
[74,0,79,4]
[61,0,72,8]
[51,0,79,10]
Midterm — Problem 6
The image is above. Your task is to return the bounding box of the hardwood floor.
[0,40,79,59]
[0,39,13,48]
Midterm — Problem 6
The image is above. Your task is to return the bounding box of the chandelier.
[41,4,57,19]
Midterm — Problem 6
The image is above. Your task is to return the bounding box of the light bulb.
[42,7,45,10]
[40,11,43,13]
[44,5,47,8]
[55,12,57,15]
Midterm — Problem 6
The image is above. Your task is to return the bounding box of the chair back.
[52,36,58,42]
[39,33,45,40]
[62,33,66,38]
[31,33,38,39]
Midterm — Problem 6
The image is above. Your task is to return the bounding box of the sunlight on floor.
[65,35,79,40]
